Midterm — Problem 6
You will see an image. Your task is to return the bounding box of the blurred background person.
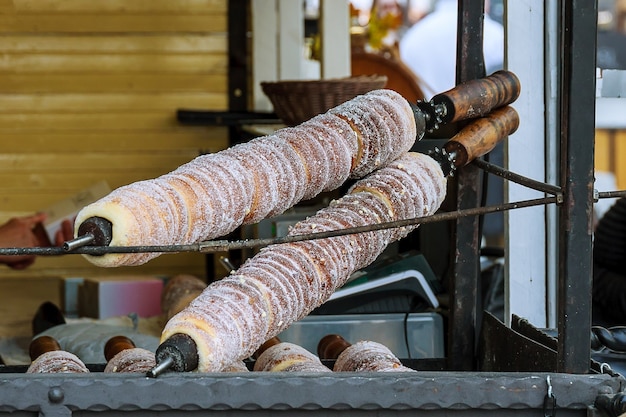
[0,213,72,270]
[399,0,504,98]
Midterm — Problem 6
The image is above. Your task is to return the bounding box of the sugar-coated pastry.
[104,348,156,373]
[221,360,250,372]
[161,152,446,372]
[27,350,90,374]
[253,342,331,373]
[74,89,417,267]
[333,340,416,373]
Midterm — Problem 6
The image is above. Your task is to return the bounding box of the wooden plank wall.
[0,0,230,279]
[595,129,626,190]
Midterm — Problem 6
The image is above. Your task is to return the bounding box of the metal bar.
[0,197,557,257]
[472,158,562,196]
[62,234,95,251]
[557,0,597,374]
[448,0,486,371]
[218,0,249,281]
[598,190,626,200]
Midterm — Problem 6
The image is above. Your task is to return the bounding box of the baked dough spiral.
[27,350,90,374]
[333,340,416,372]
[74,89,417,267]
[253,342,331,373]
[161,152,446,372]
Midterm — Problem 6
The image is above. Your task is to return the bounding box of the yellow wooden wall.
[0,0,230,279]
[595,129,626,190]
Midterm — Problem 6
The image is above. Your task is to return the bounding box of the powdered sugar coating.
[236,263,298,333]
[330,89,417,178]
[350,153,446,241]
[249,255,306,324]
[334,340,415,372]
[223,142,280,223]
[161,170,220,243]
[161,152,446,372]
[296,115,356,192]
[199,153,256,226]
[314,113,360,170]
[222,360,249,372]
[26,350,90,374]
[253,342,331,373]
[104,348,156,373]
[251,135,309,215]
[275,125,332,200]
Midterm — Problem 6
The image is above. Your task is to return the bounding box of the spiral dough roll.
[104,348,156,374]
[27,351,90,374]
[74,89,417,267]
[161,152,446,372]
[333,340,416,372]
[253,342,331,373]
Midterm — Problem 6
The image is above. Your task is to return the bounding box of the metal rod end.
[63,234,95,251]
[146,355,174,378]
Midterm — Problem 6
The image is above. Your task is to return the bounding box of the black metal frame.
[447,0,488,371]
[556,0,597,374]
[449,0,599,376]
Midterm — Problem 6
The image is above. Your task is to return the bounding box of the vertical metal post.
[228,0,248,111]
[212,0,249,281]
[228,0,248,114]
[447,0,486,371]
[557,0,597,373]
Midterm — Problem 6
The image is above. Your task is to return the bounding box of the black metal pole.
[447,0,486,371]
[557,0,597,373]
[228,0,248,114]
[209,0,249,282]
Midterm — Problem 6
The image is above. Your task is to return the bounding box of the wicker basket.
[260,75,388,126]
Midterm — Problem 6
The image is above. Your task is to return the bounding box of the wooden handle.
[317,334,352,360]
[444,105,519,168]
[161,274,207,321]
[104,335,136,362]
[29,335,62,361]
[433,70,521,124]
[252,336,282,360]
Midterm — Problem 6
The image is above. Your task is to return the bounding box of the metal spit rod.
[0,195,559,257]
[472,158,623,204]
[472,158,563,197]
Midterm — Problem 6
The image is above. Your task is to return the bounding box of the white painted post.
[252,0,279,111]
[319,0,351,79]
[252,0,351,111]
[278,0,304,80]
[504,0,550,328]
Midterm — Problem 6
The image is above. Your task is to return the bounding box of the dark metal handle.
[104,335,136,362]
[317,334,351,360]
[29,335,61,361]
